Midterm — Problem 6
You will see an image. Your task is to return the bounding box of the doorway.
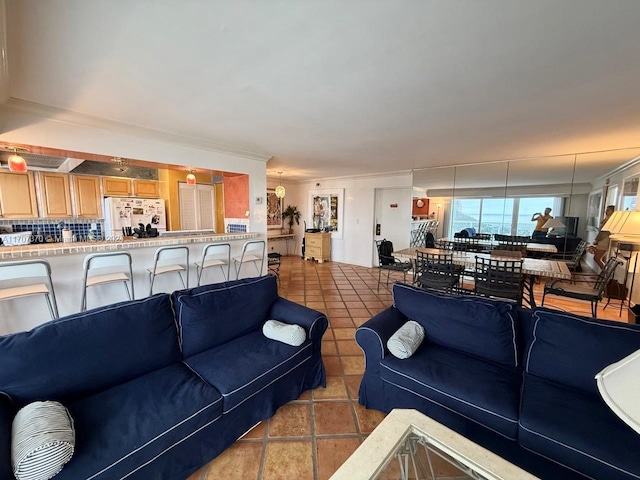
[373,187,412,266]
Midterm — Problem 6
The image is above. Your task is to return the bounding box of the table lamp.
[541,218,565,236]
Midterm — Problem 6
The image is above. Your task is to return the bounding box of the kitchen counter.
[0,231,261,333]
[0,232,258,260]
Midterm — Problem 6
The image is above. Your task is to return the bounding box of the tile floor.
[188,256,629,480]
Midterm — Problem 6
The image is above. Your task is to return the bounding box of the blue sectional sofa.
[356,283,640,480]
[0,275,327,480]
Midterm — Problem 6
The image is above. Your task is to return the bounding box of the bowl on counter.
[0,231,32,246]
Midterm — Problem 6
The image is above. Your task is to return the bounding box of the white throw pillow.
[387,320,425,359]
[595,348,640,434]
[12,401,75,480]
[263,319,307,346]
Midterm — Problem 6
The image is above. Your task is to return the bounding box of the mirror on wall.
[411,147,640,251]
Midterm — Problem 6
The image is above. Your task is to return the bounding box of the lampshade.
[596,348,640,434]
[8,152,27,173]
[602,210,640,238]
[541,218,565,229]
[275,172,285,199]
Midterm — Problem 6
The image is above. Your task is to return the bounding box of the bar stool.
[195,243,231,287]
[0,259,59,319]
[148,246,189,295]
[233,240,266,279]
[80,252,134,312]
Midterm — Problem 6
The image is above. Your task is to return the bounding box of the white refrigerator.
[104,197,167,239]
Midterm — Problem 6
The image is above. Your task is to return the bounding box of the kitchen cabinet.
[72,175,102,218]
[39,172,72,217]
[103,177,132,196]
[304,232,331,263]
[133,179,159,198]
[0,171,38,218]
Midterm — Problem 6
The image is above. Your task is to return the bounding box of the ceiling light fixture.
[275,172,286,199]
[186,169,197,185]
[6,147,28,173]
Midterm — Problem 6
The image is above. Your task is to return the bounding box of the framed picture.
[309,189,344,239]
[587,188,604,231]
[266,189,283,229]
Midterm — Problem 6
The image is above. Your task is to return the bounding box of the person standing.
[531,208,553,240]
[592,205,615,268]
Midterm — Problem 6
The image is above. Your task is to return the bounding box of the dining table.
[394,247,571,308]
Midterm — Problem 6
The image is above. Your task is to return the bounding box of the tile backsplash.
[0,218,104,243]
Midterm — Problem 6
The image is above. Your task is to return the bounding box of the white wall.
[285,173,412,268]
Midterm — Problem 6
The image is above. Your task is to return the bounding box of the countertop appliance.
[104,197,166,239]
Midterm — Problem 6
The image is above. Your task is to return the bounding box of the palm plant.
[283,205,301,232]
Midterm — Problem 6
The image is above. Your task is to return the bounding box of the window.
[449,196,562,236]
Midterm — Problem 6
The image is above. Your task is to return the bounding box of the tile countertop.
[0,232,259,260]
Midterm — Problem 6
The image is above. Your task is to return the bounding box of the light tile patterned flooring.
[188,256,628,480]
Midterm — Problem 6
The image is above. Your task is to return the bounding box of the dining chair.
[416,251,462,293]
[473,256,524,305]
[542,256,622,318]
[546,240,588,281]
[375,239,412,290]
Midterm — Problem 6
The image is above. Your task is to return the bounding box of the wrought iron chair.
[415,251,462,293]
[375,239,412,290]
[492,242,528,258]
[542,256,622,318]
[474,256,525,305]
[546,240,588,281]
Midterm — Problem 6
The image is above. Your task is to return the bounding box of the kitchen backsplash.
[0,218,104,243]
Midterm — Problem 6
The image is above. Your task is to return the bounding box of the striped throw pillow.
[12,401,75,480]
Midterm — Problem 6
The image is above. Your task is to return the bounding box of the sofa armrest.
[356,307,407,364]
[269,297,328,342]
[0,392,15,480]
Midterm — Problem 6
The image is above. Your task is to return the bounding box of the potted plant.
[283,205,301,234]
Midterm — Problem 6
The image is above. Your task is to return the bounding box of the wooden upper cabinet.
[103,177,132,197]
[0,171,38,218]
[133,179,159,197]
[39,172,72,217]
[72,175,102,218]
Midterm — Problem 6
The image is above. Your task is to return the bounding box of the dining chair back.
[474,256,524,305]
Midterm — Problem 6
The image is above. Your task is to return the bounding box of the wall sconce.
[6,147,28,173]
[275,172,286,199]
[186,169,197,185]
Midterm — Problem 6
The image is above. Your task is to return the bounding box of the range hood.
[0,152,85,172]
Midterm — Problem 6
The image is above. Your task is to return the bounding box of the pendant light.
[186,169,196,185]
[275,172,286,199]
[8,148,27,173]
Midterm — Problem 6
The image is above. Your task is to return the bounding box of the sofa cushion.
[392,284,519,367]
[525,309,640,395]
[172,276,279,357]
[185,330,313,413]
[380,344,521,439]
[0,294,180,404]
[519,373,640,480]
[57,363,222,480]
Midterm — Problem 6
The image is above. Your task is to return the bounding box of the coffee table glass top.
[330,409,538,480]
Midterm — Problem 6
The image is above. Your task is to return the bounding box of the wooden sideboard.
[304,232,331,263]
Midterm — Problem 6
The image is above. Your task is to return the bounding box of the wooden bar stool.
[0,259,59,319]
[195,243,231,286]
[80,252,134,311]
[148,246,189,295]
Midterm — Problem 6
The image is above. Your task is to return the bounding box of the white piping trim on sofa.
[86,399,222,480]
[381,364,518,423]
[383,379,516,440]
[518,422,640,479]
[223,356,311,413]
[356,327,386,359]
[519,443,597,480]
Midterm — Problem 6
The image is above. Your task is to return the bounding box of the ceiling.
[4,1,640,181]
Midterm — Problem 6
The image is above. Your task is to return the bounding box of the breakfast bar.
[0,232,259,335]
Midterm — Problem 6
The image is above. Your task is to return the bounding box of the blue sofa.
[0,275,327,480]
[356,283,640,480]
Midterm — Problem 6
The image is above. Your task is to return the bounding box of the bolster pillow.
[263,320,307,346]
[387,320,425,359]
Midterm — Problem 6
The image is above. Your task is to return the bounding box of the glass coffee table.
[330,409,538,480]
